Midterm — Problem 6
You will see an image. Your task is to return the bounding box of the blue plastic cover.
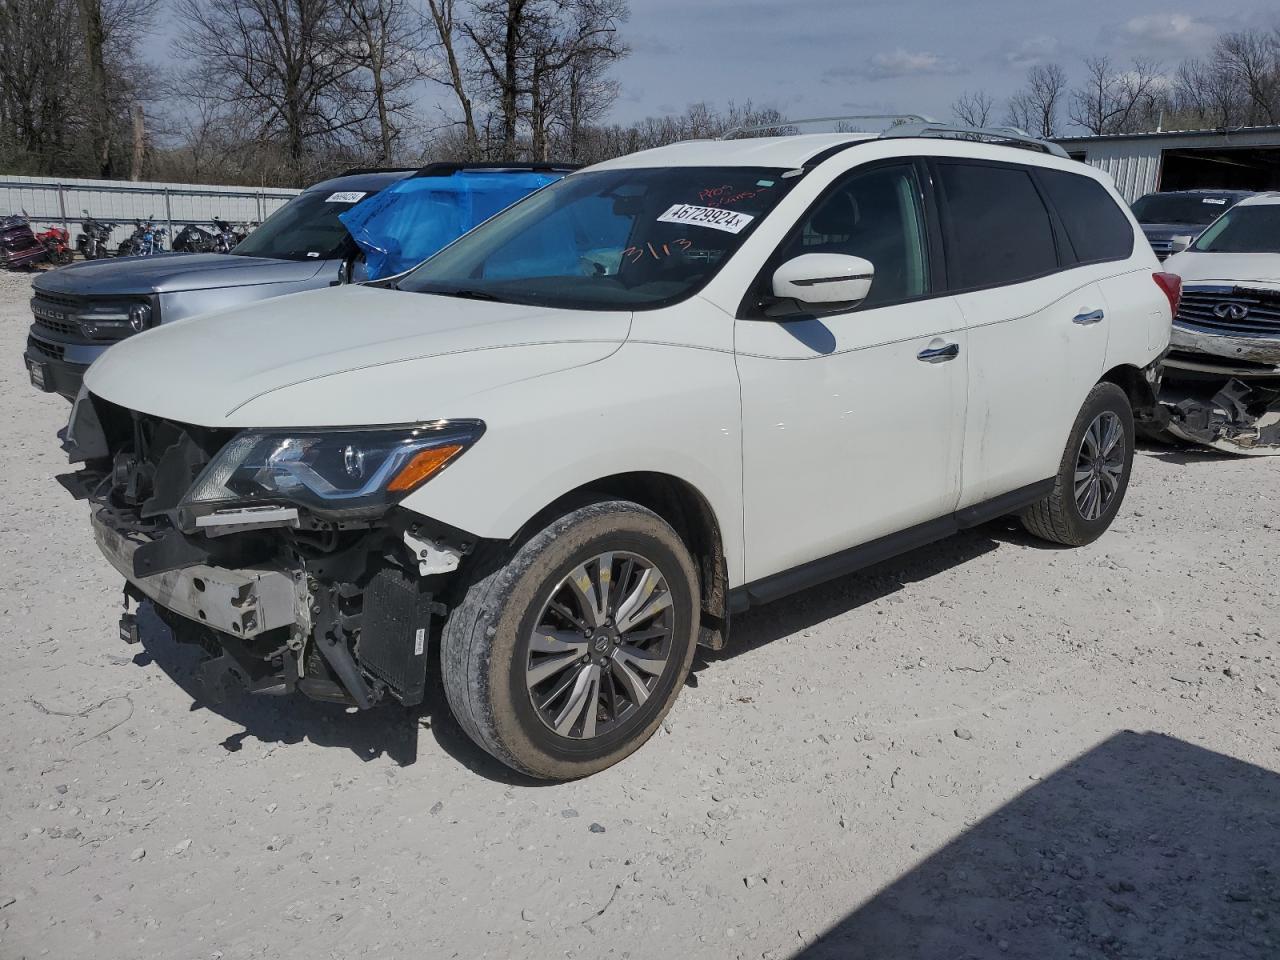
[340,170,564,280]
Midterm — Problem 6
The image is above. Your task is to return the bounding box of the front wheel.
[1021,381,1135,546]
[440,500,699,780]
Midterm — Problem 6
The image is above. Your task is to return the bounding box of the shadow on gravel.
[795,731,1280,960]
[133,602,548,782]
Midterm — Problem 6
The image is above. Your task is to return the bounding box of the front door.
[735,162,968,585]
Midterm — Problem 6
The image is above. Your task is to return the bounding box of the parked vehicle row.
[54,122,1178,779]
[25,163,572,399]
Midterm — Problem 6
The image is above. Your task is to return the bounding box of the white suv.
[60,122,1177,779]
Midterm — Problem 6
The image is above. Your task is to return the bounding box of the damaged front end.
[60,392,482,708]
[1159,284,1280,455]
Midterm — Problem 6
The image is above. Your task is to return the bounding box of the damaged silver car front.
[1159,284,1280,455]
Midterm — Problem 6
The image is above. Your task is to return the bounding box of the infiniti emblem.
[1213,302,1249,321]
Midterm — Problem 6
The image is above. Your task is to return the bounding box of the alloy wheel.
[1074,411,1125,521]
[525,551,674,740]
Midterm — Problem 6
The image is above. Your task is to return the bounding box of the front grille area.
[34,314,80,337]
[84,395,237,518]
[27,336,65,361]
[1149,240,1172,259]
[35,289,81,308]
[30,291,155,343]
[1176,287,1280,336]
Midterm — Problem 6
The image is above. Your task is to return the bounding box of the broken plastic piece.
[403,531,463,576]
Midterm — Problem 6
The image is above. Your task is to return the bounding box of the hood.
[1162,250,1280,292]
[84,285,631,427]
[34,253,327,296]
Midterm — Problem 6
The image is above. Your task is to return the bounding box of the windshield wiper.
[428,288,503,302]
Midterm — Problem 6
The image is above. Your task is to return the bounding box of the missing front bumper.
[92,508,448,708]
[92,509,303,639]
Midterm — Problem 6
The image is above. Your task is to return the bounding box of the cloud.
[830,48,963,81]
[1116,13,1218,54]
[1000,35,1063,70]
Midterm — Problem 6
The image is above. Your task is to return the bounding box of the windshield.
[1131,193,1240,226]
[399,167,799,310]
[1192,204,1280,254]
[232,188,377,261]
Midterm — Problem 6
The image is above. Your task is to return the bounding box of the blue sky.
[610,0,1278,129]
[149,1,1279,134]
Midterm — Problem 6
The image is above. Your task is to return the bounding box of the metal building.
[1055,125,1280,202]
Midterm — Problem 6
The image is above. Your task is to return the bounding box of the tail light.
[1153,272,1181,318]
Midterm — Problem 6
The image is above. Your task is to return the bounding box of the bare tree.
[952,90,994,127]
[340,0,428,163]
[1006,64,1066,137]
[1069,56,1165,135]
[462,0,627,160]
[424,0,479,157]
[0,0,154,176]
[1212,29,1280,125]
[74,0,114,175]
[175,0,374,182]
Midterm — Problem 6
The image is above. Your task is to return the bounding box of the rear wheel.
[440,500,699,780]
[1021,382,1135,546]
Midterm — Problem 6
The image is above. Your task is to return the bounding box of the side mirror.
[771,254,874,311]
[1169,235,1192,254]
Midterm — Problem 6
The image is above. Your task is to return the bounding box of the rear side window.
[1037,170,1134,264]
[936,162,1058,290]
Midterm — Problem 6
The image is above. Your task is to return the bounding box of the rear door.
[934,159,1108,507]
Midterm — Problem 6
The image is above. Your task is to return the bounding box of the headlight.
[182,420,484,518]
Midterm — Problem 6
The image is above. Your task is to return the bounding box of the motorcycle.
[172,216,239,254]
[35,225,73,265]
[117,217,167,257]
[76,212,117,260]
[1,214,49,270]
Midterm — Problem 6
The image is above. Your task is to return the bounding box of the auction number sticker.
[657,203,755,234]
[325,191,367,203]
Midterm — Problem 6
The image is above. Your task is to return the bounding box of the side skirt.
[727,478,1054,614]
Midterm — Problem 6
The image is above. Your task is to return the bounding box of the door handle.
[1072,309,1105,325]
[917,342,960,363]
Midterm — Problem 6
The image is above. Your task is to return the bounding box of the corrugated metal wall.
[0,175,300,249]
[1078,145,1164,202]
[1060,127,1280,202]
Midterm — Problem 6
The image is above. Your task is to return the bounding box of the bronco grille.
[1176,287,1280,335]
[27,336,64,360]
[30,291,156,342]
[33,314,80,338]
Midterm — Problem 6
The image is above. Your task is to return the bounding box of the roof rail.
[720,114,937,140]
[337,166,421,177]
[411,161,580,178]
[881,122,1071,158]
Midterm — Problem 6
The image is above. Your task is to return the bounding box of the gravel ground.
[0,268,1277,960]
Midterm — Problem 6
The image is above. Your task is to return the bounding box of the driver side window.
[779,163,930,309]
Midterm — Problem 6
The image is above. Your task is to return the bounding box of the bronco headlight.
[182,420,484,518]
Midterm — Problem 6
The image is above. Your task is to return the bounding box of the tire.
[440,500,699,780]
[1021,381,1135,547]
